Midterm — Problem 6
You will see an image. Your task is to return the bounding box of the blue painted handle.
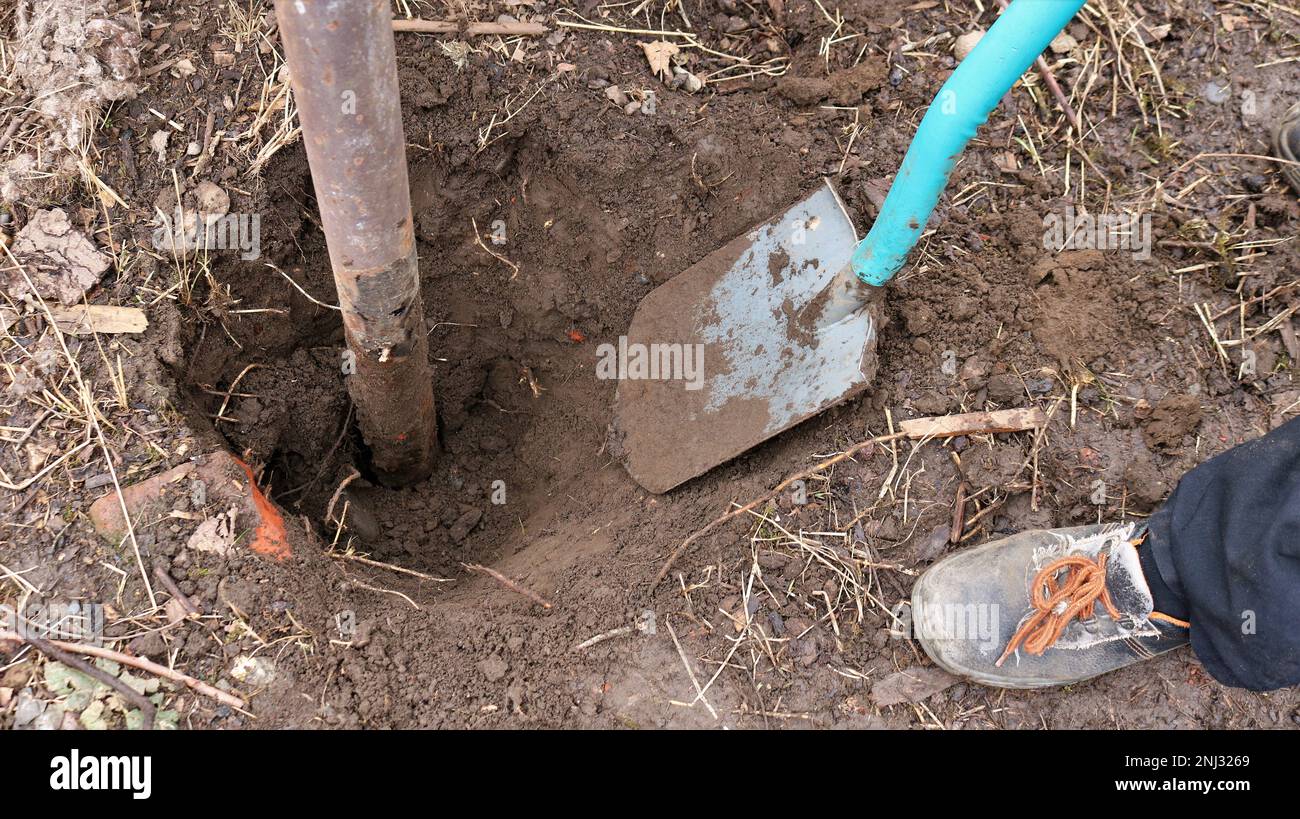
[850,0,1086,286]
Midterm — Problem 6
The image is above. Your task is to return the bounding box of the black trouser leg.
[1145,415,1300,691]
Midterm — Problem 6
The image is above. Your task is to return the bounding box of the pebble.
[32,704,64,731]
[1202,80,1231,105]
[1027,377,1055,395]
[603,85,627,106]
[229,655,276,687]
[954,30,985,60]
[448,508,483,543]
[1049,32,1077,54]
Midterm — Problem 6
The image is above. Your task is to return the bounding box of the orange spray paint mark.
[232,457,292,561]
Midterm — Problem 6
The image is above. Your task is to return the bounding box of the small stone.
[1049,32,1077,54]
[986,373,1022,404]
[229,655,276,687]
[623,100,641,115]
[192,179,230,218]
[1202,80,1231,105]
[448,508,483,543]
[767,611,785,636]
[604,85,628,106]
[32,704,64,731]
[960,355,991,384]
[83,472,114,490]
[954,30,984,61]
[1026,377,1054,395]
[150,129,169,162]
[128,630,169,659]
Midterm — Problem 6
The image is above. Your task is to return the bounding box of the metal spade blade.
[610,180,880,493]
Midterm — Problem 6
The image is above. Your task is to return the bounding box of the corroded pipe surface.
[274,0,436,485]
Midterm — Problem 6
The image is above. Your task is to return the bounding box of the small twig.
[471,217,521,279]
[0,109,35,154]
[266,263,342,310]
[13,407,53,447]
[324,467,361,529]
[573,624,634,651]
[949,479,968,545]
[345,576,420,610]
[665,618,717,720]
[0,629,245,709]
[26,634,157,729]
[152,564,200,616]
[393,19,548,36]
[327,551,452,583]
[213,363,261,429]
[462,563,554,609]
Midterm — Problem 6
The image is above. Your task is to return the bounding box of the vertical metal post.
[273,0,436,485]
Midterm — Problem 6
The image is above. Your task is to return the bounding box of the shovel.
[611,0,1085,493]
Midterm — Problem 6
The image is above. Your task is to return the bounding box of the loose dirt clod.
[6,209,111,305]
[1,0,140,203]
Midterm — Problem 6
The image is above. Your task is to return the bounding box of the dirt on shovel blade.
[611,182,880,492]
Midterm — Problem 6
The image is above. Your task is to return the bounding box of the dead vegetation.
[1,0,1298,730]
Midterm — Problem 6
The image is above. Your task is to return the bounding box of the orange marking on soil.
[232,457,292,561]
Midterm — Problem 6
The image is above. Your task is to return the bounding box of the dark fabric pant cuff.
[1138,529,1189,623]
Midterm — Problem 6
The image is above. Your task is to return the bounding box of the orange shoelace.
[995,551,1121,667]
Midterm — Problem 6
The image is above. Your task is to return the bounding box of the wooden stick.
[652,406,1050,589]
[153,564,200,616]
[897,407,1047,440]
[462,563,554,609]
[392,19,548,36]
[0,629,245,709]
[26,635,157,729]
[949,480,969,545]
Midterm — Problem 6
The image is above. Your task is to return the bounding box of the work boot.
[910,522,1189,688]
[1274,101,1300,195]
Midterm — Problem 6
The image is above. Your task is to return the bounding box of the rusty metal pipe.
[274,0,436,485]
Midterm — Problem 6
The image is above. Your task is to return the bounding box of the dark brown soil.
[4,0,1300,730]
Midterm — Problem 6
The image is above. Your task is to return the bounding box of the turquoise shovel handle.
[850,0,1086,286]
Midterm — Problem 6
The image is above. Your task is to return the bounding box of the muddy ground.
[2,0,1300,729]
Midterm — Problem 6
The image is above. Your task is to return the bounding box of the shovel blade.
[610,181,880,493]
